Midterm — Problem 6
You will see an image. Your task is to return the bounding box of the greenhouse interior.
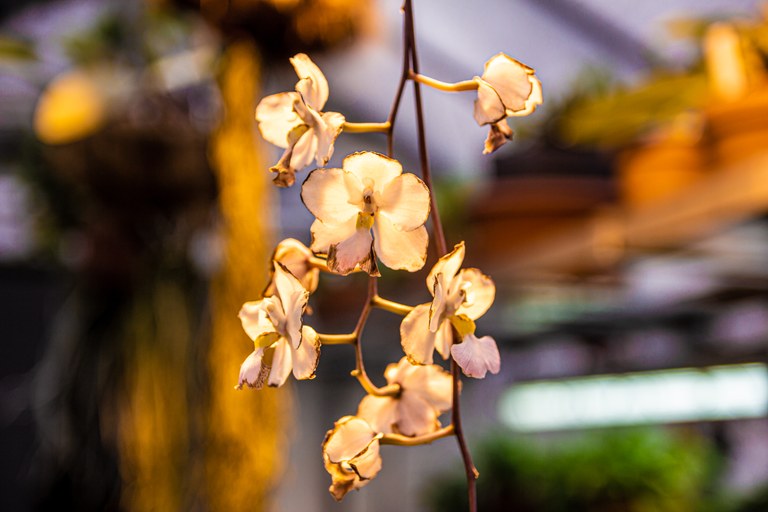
[1,0,768,511]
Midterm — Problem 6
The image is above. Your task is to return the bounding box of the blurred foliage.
[425,428,722,512]
[0,35,36,60]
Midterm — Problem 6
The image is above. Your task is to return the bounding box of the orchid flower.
[255,53,345,187]
[263,238,320,297]
[400,242,500,378]
[236,263,320,389]
[322,416,383,501]
[301,151,430,276]
[357,357,452,437]
[473,53,542,154]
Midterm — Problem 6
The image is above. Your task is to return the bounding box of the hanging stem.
[404,1,477,511]
[380,424,454,446]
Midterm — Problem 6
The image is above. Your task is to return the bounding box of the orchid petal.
[456,268,496,320]
[451,334,501,379]
[238,299,278,341]
[290,53,329,110]
[342,152,402,195]
[236,348,268,389]
[357,395,398,434]
[324,416,377,463]
[400,362,453,411]
[482,53,537,114]
[348,439,382,480]
[292,326,320,380]
[255,91,302,147]
[310,216,357,255]
[378,173,431,231]
[316,111,345,166]
[473,78,506,126]
[328,228,375,276]
[267,338,293,387]
[302,168,363,224]
[273,263,308,349]
[373,216,428,272]
[427,242,465,293]
[396,391,440,437]
[483,120,514,154]
[288,126,317,172]
[400,304,437,364]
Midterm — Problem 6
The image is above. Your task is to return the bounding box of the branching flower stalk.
[237,0,542,509]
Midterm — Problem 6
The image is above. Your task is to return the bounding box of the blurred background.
[2,0,768,511]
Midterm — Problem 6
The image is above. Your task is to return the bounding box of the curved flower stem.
[410,73,478,92]
[379,424,455,446]
[343,121,391,133]
[404,1,477,511]
[372,296,413,316]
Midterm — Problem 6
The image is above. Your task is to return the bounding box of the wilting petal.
[324,416,377,463]
[292,325,320,380]
[267,339,293,387]
[482,53,536,114]
[451,334,501,379]
[429,278,447,333]
[239,299,277,340]
[236,348,268,389]
[273,263,308,349]
[270,238,319,293]
[473,78,506,126]
[378,173,431,231]
[315,111,346,166]
[357,395,398,434]
[328,228,375,276]
[373,216,428,272]
[427,242,465,293]
[290,53,329,111]
[302,168,363,224]
[348,439,382,480]
[399,362,453,411]
[343,152,402,195]
[396,392,439,436]
[400,304,437,364]
[506,75,542,117]
[255,91,302,147]
[456,268,496,320]
[483,120,514,154]
[310,216,357,254]
[288,126,318,172]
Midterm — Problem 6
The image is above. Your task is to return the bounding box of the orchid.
[301,151,430,276]
[263,238,320,296]
[400,241,500,378]
[473,53,543,154]
[236,263,320,389]
[358,357,452,437]
[322,416,383,501]
[255,53,345,187]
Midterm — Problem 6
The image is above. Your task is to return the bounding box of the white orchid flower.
[400,242,500,379]
[357,357,452,437]
[255,53,345,187]
[322,416,383,501]
[473,53,542,154]
[263,238,320,297]
[301,151,430,276]
[236,262,320,389]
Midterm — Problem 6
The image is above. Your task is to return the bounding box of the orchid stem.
[410,73,478,92]
[379,425,454,446]
[317,333,357,345]
[372,296,413,315]
[404,1,477,511]
[343,121,391,133]
[350,369,401,397]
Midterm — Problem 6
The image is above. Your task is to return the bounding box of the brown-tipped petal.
[348,439,382,480]
[483,120,514,154]
[309,216,357,255]
[426,241,465,292]
[236,349,269,390]
[292,325,321,380]
[327,229,376,276]
[451,333,501,379]
[482,53,537,113]
[473,78,506,126]
[324,416,377,463]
